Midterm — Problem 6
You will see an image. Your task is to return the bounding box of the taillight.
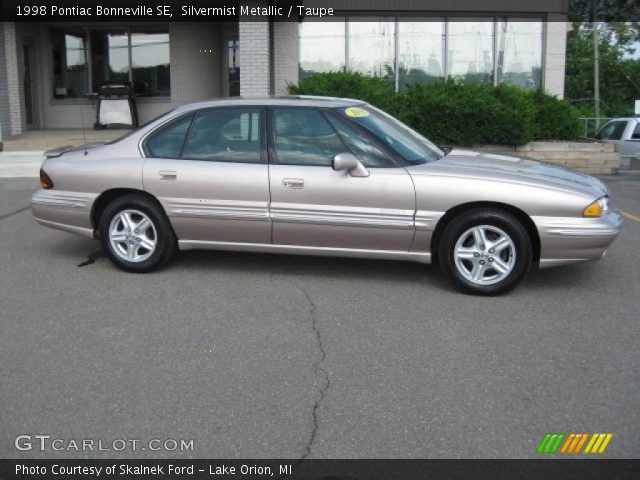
[39,169,53,189]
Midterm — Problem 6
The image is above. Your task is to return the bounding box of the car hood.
[414,149,608,198]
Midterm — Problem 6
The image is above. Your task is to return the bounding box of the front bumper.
[534,209,623,268]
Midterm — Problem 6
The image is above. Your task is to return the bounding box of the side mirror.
[332,153,370,177]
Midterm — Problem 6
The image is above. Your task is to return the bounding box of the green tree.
[565,21,640,117]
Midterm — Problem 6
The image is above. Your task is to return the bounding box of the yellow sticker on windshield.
[345,107,370,118]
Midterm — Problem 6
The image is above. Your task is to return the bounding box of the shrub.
[390,81,535,146]
[529,89,582,140]
[288,72,581,146]
[289,72,394,110]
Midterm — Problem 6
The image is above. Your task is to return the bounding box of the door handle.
[158,170,177,180]
[283,178,304,189]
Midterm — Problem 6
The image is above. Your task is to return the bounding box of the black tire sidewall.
[99,195,175,272]
[439,209,532,295]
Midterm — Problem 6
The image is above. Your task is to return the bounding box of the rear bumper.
[31,189,95,239]
[534,209,623,268]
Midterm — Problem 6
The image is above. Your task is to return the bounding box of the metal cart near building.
[93,81,138,130]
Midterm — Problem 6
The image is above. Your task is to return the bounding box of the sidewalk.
[0,151,44,178]
[1,128,126,152]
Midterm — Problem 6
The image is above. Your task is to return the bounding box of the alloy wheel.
[108,209,157,263]
[453,225,516,285]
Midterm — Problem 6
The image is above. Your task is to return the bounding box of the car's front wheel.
[99,194,176,272]
[438,208,532,295]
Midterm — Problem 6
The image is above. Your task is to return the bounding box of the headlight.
[582,196,609,217]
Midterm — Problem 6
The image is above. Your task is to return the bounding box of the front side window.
[146,114,193,159]
[324,112,394,167]
[181,108,262,163]
[597,121,628,141]
[337,105,443,165]
[632,122,640,140]
[273,109,346,166]
[51,26,170,99]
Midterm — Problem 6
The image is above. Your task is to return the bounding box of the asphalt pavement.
[1,174,639,459]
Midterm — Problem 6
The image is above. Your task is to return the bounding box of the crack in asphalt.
[271,263,330,461]
[77,250,105,267]
[297,285,330,460]
[0,205,30,221]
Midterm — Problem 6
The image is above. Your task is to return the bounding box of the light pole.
[593,0,600,129]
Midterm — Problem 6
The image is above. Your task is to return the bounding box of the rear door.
[267,107,415,251]
[142,107,271,244]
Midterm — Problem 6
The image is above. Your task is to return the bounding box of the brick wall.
[170,23,223,104]
[517,142,620,175]
[4,22,22,136]
[0,23,11,141]
[543,14,567,99]
[239,20,271,97]
[273,21,299,96]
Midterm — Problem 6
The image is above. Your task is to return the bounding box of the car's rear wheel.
[438,208,532,295]
[99,194,176,272]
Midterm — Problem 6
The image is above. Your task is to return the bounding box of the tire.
[438,208,532,295]
[98,194,176,273]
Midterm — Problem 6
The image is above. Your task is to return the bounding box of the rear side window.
[273,108,346,166]
[632,123,640,140]
[181,108,262,163]
[146,114,193,158]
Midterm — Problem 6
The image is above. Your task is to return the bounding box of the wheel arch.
[430,201,541,264]
[91,188,170,233]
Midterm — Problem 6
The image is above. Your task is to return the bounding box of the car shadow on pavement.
[48,236,597,294]
[176,249,452,289]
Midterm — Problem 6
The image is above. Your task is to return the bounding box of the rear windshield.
[336,105,443,164]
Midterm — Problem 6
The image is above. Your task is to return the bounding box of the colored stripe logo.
[537,433,613,454]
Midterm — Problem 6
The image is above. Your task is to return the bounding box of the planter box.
[516,141,620,175]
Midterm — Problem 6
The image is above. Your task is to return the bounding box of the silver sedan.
[32,97,623,294]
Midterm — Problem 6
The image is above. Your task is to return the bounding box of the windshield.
[336,105,444,164]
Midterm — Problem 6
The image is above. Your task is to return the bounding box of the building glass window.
[299,19,346,79]
[131,29,171,96]
[90,30,130,92]
[447,20,495,84]
[52,30,88,98]
[348,19,396,81]
[496,19,543,89]
[51,26,170,99]
[397,20,445,89]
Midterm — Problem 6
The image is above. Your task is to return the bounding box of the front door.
[143,107,270,244]
[267,107,415,251]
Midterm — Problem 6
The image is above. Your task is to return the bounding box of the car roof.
[173,95,366,112]
[604,117,639,122]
